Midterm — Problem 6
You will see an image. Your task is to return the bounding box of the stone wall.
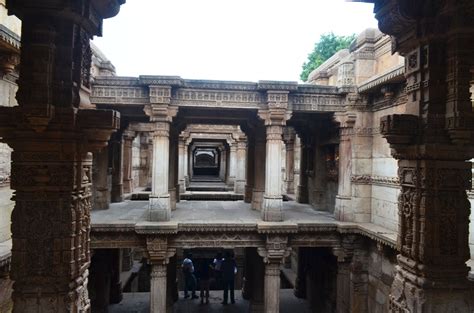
[367,242,397,313]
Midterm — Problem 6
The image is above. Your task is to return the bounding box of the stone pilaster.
[92,147,110,210]
[235,138,247,194]
[257,235,291,313]
[0,1,123,311]
[296,132,311,204]
[283,127,295,195]
[110,131,124,202]
[146,237,176,313]
[252,126,266,210]
[122,130,136,194]
[144,88,178,221]
[371,1,474,311]
[333,112,356,221]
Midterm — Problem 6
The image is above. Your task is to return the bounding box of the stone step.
[180,192,244,201]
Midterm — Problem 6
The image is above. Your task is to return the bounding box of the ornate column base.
[334,195,352,221]
[244,185,253,203]
[169,188,177,211]
[248,302,264,313]
[296,185,308,203]
[234,180,246,194]
[390,268,474,313]
[251,189,264,211]
[262,196,283,222]
[149,195,171,221]
[178,180,185,193]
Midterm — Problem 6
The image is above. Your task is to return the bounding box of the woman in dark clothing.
[221,251,237,304]
[198,259,212,304]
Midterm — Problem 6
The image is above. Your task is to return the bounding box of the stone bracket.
[380,114,418,145]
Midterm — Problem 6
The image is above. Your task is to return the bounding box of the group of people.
[182,251,237,305]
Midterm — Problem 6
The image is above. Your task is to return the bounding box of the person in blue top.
[182,253,198,299]
[221,251,237,305]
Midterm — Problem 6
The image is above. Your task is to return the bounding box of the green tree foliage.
[300,32,356,82]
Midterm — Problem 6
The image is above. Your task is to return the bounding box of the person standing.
[221,251,237,305]
[198,259,212,304]
[182,253,198,299]
[213,252,223,289]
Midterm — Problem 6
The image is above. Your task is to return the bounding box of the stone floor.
[109,290,312,313]
[91,200,337,225]
[90,199,398,245]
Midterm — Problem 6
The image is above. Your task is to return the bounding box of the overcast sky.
[93,0,378,82]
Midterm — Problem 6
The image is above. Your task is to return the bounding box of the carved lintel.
[144,104,178,123]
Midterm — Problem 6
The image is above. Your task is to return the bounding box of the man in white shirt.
[182,253,198,299]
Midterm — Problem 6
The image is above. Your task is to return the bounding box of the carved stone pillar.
[109,249,123,304]
[228,145,237,187]
[245,136,255,203]
[333,113,355,221]
[219,146,226,182]
[0,1,123,311]
[184,143,189,187]
[294,247,308,299]
[235,138,247,194]
[178,136,186,193]
[147,237,176,313]
[246,248,265,313]
[296,132,311,204]
[258,236,291,313]
[122,130,135,194]
[371,1,474,311]
[144,92,178,221]
[336,261,350,313]
[168,128,178,210]
[259,91,291,221]
[92,147,110,210]
[252,126,266,210]
[283,128,295,195]
[111,131,124,202]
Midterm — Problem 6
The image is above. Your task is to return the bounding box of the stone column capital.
[257,235,291,265]
[122,129,136,141]
[144,104,178,123]
[258,108,292,127]
[146,237,176,266]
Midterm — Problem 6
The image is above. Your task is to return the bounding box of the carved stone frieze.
[169,232,264,249]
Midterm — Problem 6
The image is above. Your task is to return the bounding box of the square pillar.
[245,136,255,203]
[149,122,171,221]
[258,236,290,313]
[122,130,136,194]
[252,127,266,210]
[178,136,186,193]
[234,139,247,194]
[228,145,237,187]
